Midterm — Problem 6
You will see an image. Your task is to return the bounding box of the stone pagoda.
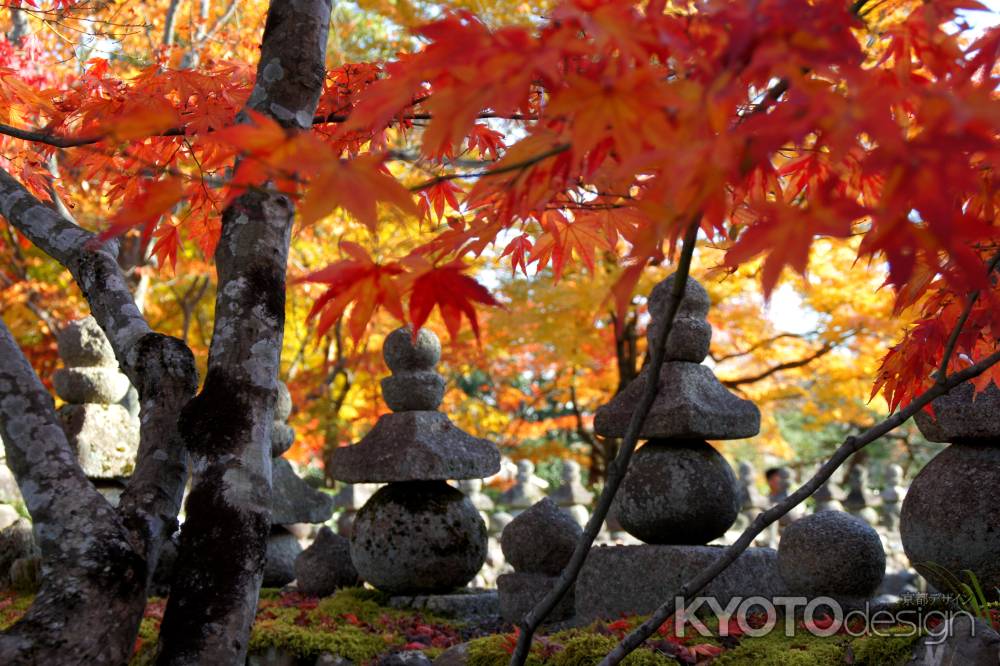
[576,275,788,620]
[54,317,139,503]
[329,326,501,594]
[903,381,1000,598]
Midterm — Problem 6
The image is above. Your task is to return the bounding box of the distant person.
[765,467,783,497]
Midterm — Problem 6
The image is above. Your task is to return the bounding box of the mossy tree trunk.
[0,0,331,663]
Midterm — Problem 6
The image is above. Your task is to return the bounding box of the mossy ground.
[0,589,938,665]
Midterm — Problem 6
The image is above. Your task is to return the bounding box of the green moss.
[0,593,33,630]
[713,630,848,665]
[549,635,671,666]
[466,635,542,666]
[313,587,394,623]
[850,627,923,665]
[248,622,386,661]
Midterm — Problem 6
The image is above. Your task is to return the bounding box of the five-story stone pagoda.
[576,274,788,620]
[330,326,501,594]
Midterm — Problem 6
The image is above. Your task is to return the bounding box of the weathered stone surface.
[381,372,446,412]
[778,511,885,598]
[575,544,786,621]
[646,275,710,336]
[0,450,20,504]
[263,526,303,587]
[56,316,116,367]
[908,615,1000,666]
[275,381,293,422]
[500,498,581,574]
[316,654,355,666]
[433,642,470,666]
[0,519,36,588]
[901,442,1000,598]
[270,422,295,458]
[294,527,360,596]
[615,440,738,545]
[271,458,335,526]
[0,504,19,531]
[383,326,441,373]
[120,384,140,419]
[350,481,487,594]
[58,403,138,478]
[498,459,547,511]
[914,381,1000,442]
[662,318,712,363]
[388,589,499,618]
[498,572,575,624]
[378,651,433,666]
[594,363,760,440]
[330,411,500,483]
[53,367,131,404]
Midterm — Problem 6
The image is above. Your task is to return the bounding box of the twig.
[508,217,702,666]
[934,250,1000,383]
[600,328,1000,665]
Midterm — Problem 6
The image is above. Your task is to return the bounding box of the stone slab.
[914,381,1000,442]
[271,458,335,526]
[594,363,760,440]
[498,572,575,624]
[575,544,786,621]
[388,589,499,618]
[329,411,500,483]
[59,403,138,478]
[908,615,1000,665]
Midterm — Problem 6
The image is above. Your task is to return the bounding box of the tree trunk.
[156,1,331,663]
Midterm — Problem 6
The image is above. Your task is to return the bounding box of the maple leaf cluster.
[1,0,999,410]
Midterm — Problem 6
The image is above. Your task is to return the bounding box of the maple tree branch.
[600,351,1000,665]
[720,340,838,388]
[710,331,819,363]
[934,250,1000,384]
[0,164,197,575]
[411,143,571,192]
[509,216,702,666]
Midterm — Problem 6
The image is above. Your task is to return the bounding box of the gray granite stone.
[330,411,500,483]
[616,439,738,545]
[778,511,885,598]
[594,363,760,440]
[381,371,446,412]
[263,526,303,587]
[119,384,140,419]
[914,381,1000,442]
[575,544,786,621]
[388,589,499,618]
[294,527,360,596]
[0,519,37,587]
[270,422,295,458]
[59,404,138,478]
[433,643,470,666]
[350,481,486,594]
[54,367,131,404]
[457,479,494,512]
[908,615,1000,665]
[378,652,433,666]
[271,458,335,526]
[498,572,575,624]
[901,442,1000,598]
[383,326,441,373]
[275,381,293,422]
[56,316,116,367]
[500,498,581,574]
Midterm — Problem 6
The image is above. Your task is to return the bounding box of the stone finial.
[499,460,547,511]
[500,498,581,574]
[880,464,905,531]
[594,274,759,440]
[458,478,495,512]
[380,326,446,412]
[329,327,500,483]
[913,381,1000,442]
[56,317,116,368]
[550,460,593,507]
[646,274,712,362]
[843,466,879,526]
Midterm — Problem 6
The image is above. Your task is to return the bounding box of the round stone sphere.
[383,326,441,374]
[778,511,885,597]
[350,481,486,594]
[617,439,738,544]
[500,497,581,575]
[901,442,1000,599]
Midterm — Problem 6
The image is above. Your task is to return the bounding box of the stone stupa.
[329,326,500,594]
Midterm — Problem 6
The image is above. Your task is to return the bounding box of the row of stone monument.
[1,275,998,632]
